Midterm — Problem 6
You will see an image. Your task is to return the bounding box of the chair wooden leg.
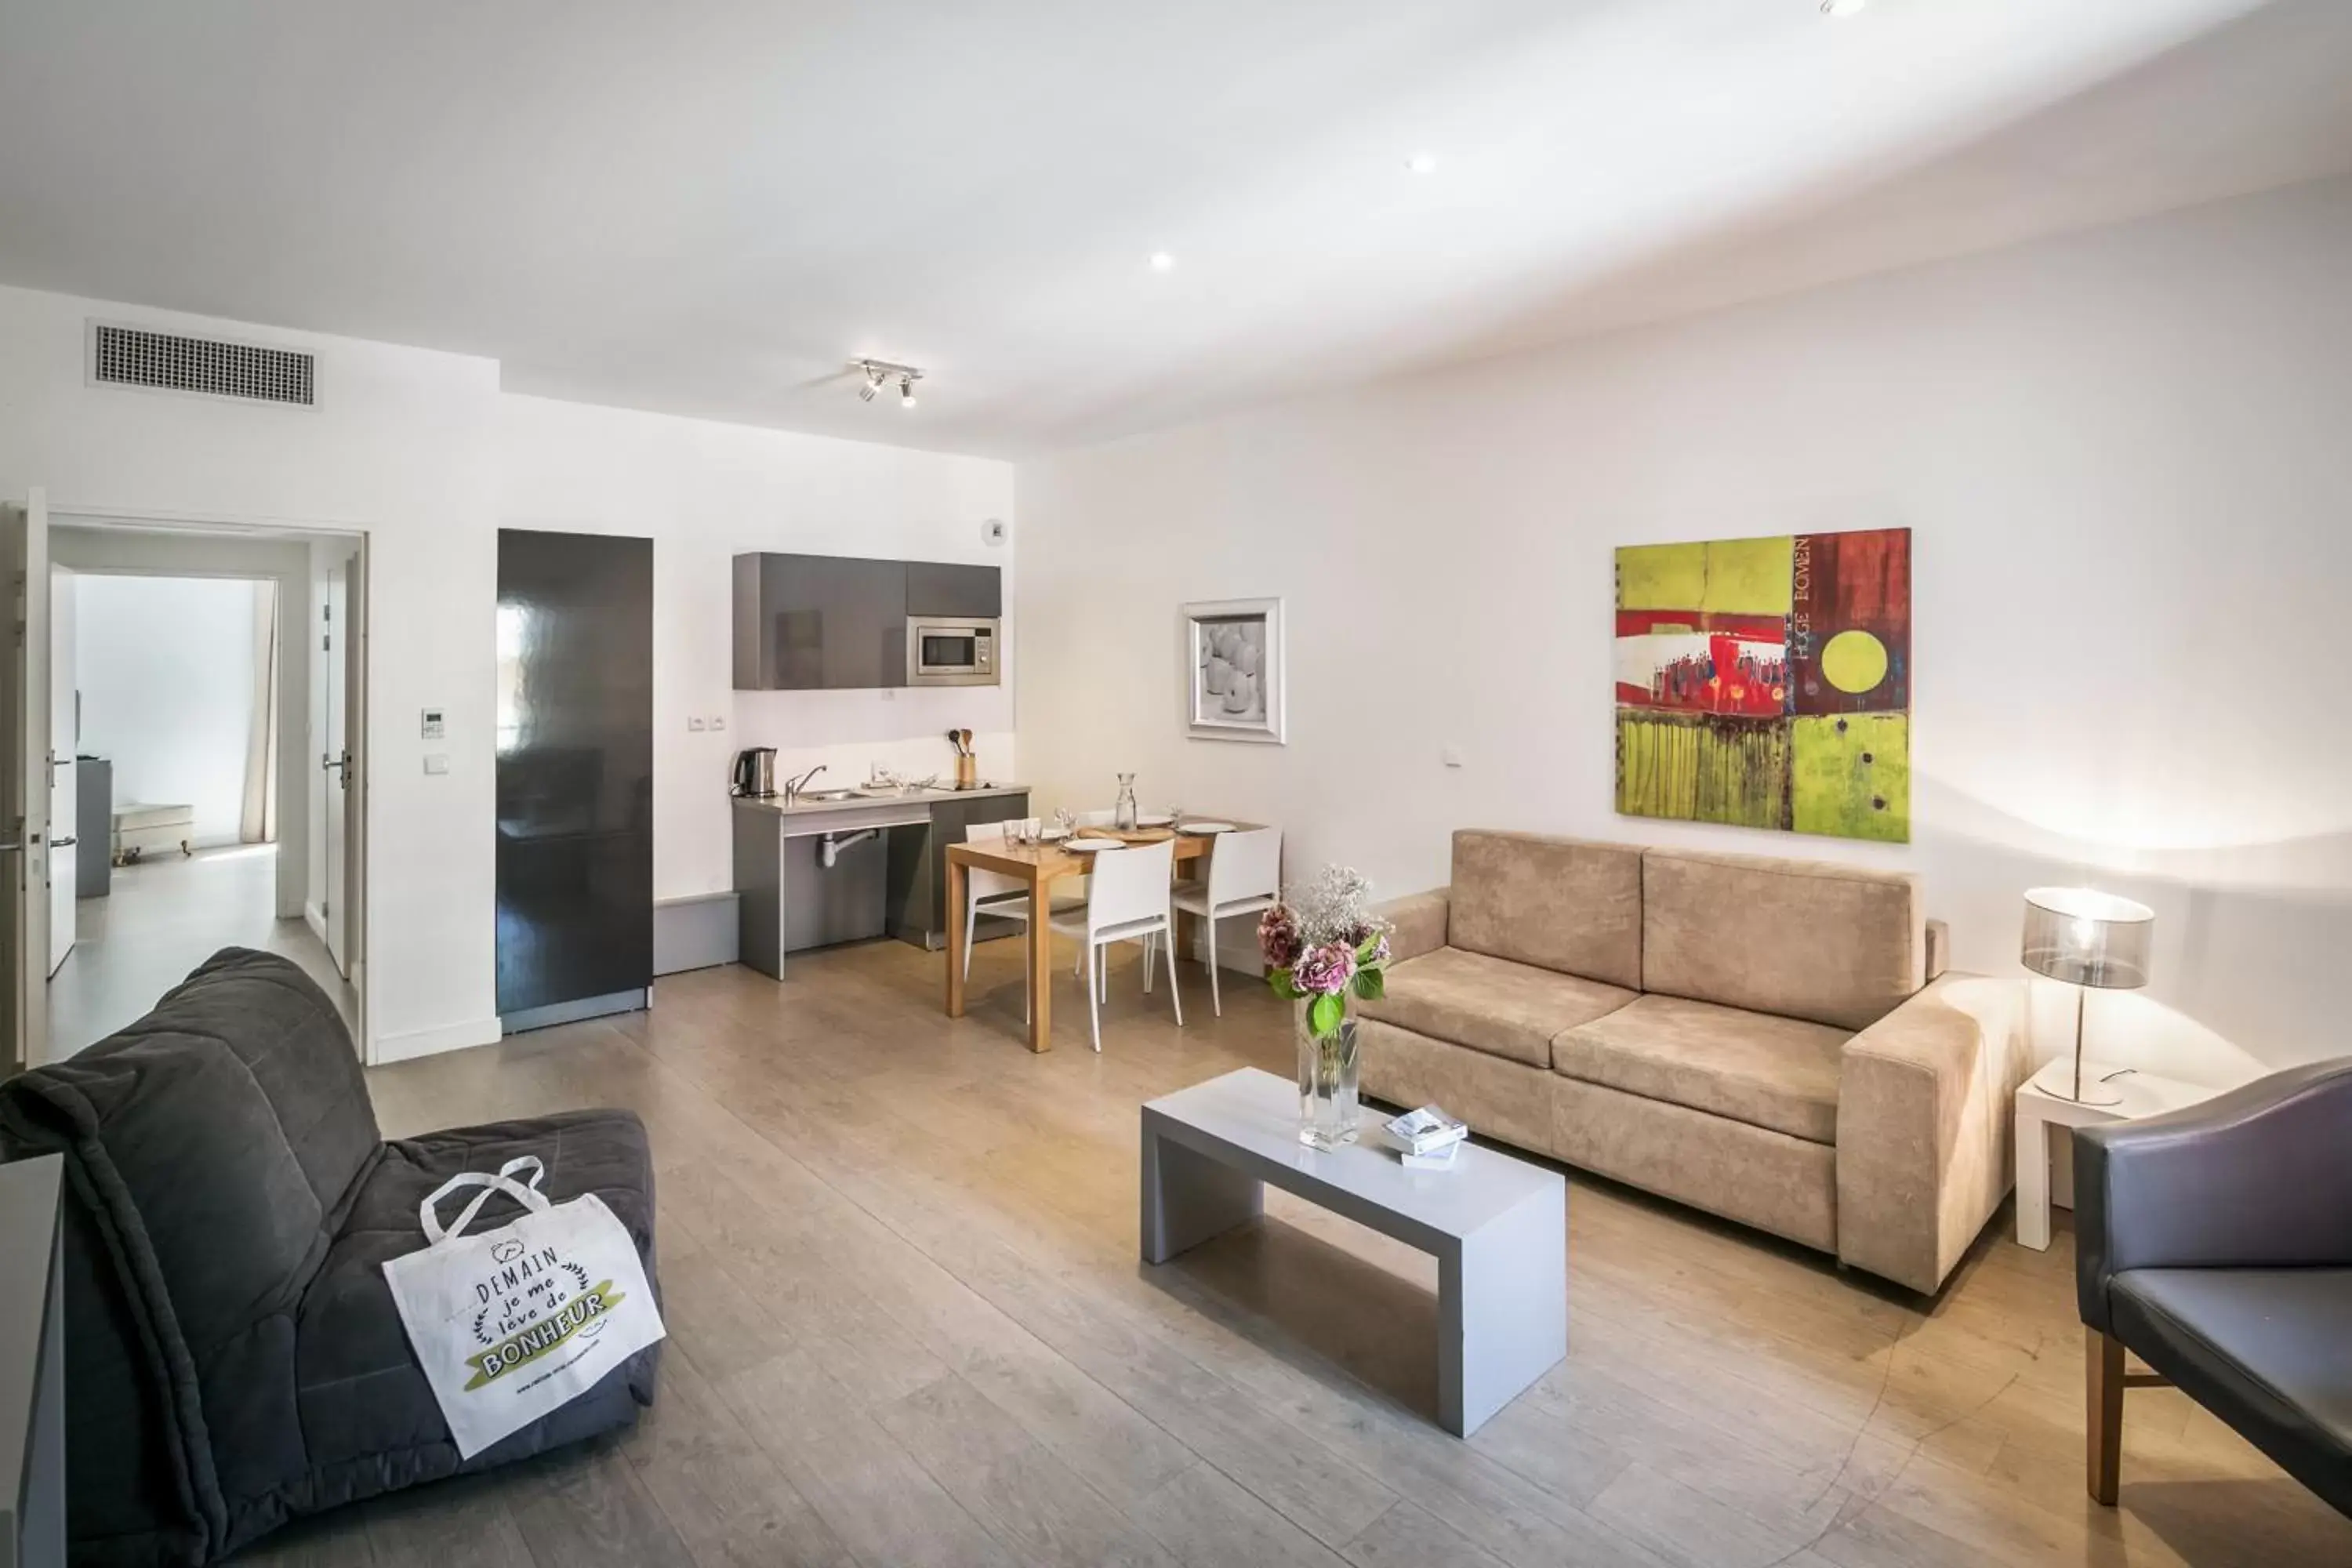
[2087,1327,2125,1506]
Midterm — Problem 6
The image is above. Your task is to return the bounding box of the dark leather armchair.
[2075,1057,2352,1515]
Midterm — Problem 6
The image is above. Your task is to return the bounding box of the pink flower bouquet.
[1259,866,1392,1040]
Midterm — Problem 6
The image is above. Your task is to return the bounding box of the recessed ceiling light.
[1149,252,1175,272]
[1820,0,1869,15]
[1404,154,1439,175]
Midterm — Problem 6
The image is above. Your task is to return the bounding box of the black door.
[495,530,654,1022]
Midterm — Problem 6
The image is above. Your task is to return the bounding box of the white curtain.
[240,579,279,844]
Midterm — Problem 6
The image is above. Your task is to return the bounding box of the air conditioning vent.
[89,321,315,407]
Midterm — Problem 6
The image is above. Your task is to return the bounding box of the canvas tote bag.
[382,1154,664,1458]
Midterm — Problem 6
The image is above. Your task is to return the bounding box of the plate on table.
[1136,812,1175,827]
[1178,820,1237,834]
[1039,826,1073,841]
[1065,837,1123,852]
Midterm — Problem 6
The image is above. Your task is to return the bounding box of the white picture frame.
[1183,597,1285,744]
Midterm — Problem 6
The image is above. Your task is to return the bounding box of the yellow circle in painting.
[1820,630,1889,695]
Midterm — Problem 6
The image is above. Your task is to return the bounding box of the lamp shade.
[2020,887,2154,989]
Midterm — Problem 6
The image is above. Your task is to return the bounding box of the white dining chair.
[1048,839,1181,1052]
[962,821,1037,1022]
[1167,827,1282,1016]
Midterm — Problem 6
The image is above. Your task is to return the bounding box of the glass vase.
[1113,772,1139,831]
[1296,1007,1361,1150]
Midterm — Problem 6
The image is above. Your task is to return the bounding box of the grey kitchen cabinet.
[885,791,1029,949]
[905,561,1002,619]
[733,552,908,690]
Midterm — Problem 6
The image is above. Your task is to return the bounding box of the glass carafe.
[1114,773,1139,832]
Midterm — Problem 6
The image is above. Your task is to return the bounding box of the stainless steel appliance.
[906,617,999,687]
[732,746,778,797]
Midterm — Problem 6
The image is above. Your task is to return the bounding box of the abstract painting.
[1614,528,1910,842]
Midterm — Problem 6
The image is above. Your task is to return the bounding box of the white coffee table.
[2014,1059,2219,1250]
[1139,1068,1566,1437]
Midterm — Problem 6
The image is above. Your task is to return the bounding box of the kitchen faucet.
[782,764,827,803]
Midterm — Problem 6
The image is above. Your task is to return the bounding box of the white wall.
[1,283,503,1058]
[495,394,1016,902]
[1015,176,2352,1082]
[72,574,262,848]
[0,282,1018,1058]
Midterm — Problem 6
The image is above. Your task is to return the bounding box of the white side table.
[2014,1060,2216,1250]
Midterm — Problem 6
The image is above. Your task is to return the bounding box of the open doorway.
[42,517,365,1058]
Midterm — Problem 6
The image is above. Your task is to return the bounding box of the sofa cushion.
[1553,993,1847,1145]
[1552,1075,1838,1253]
[1358,1017,1557,1160]
[1642,848,1922,1031]
[1359,946,1635,1068]
[2109,1267,2352,1518]
[1448,830,1643,990]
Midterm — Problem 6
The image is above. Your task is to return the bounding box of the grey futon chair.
[0,949,661,1566]
[2075,1055,2352,1516]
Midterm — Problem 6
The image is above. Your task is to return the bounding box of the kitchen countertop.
[731,781,1031,818]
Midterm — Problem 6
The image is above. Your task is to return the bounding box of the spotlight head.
[858,376,879,403]
[899,374,918,409]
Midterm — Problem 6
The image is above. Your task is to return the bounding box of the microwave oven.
[907,617,999,686]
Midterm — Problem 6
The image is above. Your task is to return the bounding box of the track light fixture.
[849,358,924,410]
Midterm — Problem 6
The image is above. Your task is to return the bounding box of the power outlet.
[1441,745,1465,768]
[688,716,708,732]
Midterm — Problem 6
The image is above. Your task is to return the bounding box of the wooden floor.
[241,935,2352,1567]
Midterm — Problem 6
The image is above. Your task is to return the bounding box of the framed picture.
[1183,597,1285,744]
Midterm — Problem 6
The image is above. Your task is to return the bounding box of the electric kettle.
[732,746,778,797]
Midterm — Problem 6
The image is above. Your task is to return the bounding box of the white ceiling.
[2,0,2348,457]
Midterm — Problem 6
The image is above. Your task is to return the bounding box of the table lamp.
[2020,887,2154,1106]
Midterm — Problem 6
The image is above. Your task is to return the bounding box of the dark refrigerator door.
[495,530,654,1020]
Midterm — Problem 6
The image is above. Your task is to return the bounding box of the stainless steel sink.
[796,788,873,802]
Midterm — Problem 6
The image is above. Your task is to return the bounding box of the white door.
[0,490,53,1074]
[323,561,350,975]
[48,564,76,976]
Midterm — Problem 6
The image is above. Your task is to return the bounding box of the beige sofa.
[1360,830,2030,1294]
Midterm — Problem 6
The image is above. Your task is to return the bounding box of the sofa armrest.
[2076,1058,2352,1330]
[1380,887,1450,963]
[1835,972,2032,1294]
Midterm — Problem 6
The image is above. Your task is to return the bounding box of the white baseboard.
[303,901,328,943]
[372,1014,501,1065]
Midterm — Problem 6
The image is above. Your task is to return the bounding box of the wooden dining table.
[943,821,1261,1052]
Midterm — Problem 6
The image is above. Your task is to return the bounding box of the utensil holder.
[955,754,977,789]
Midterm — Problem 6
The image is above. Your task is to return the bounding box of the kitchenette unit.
[729,550,1018,976]
[731,781,1030,978]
